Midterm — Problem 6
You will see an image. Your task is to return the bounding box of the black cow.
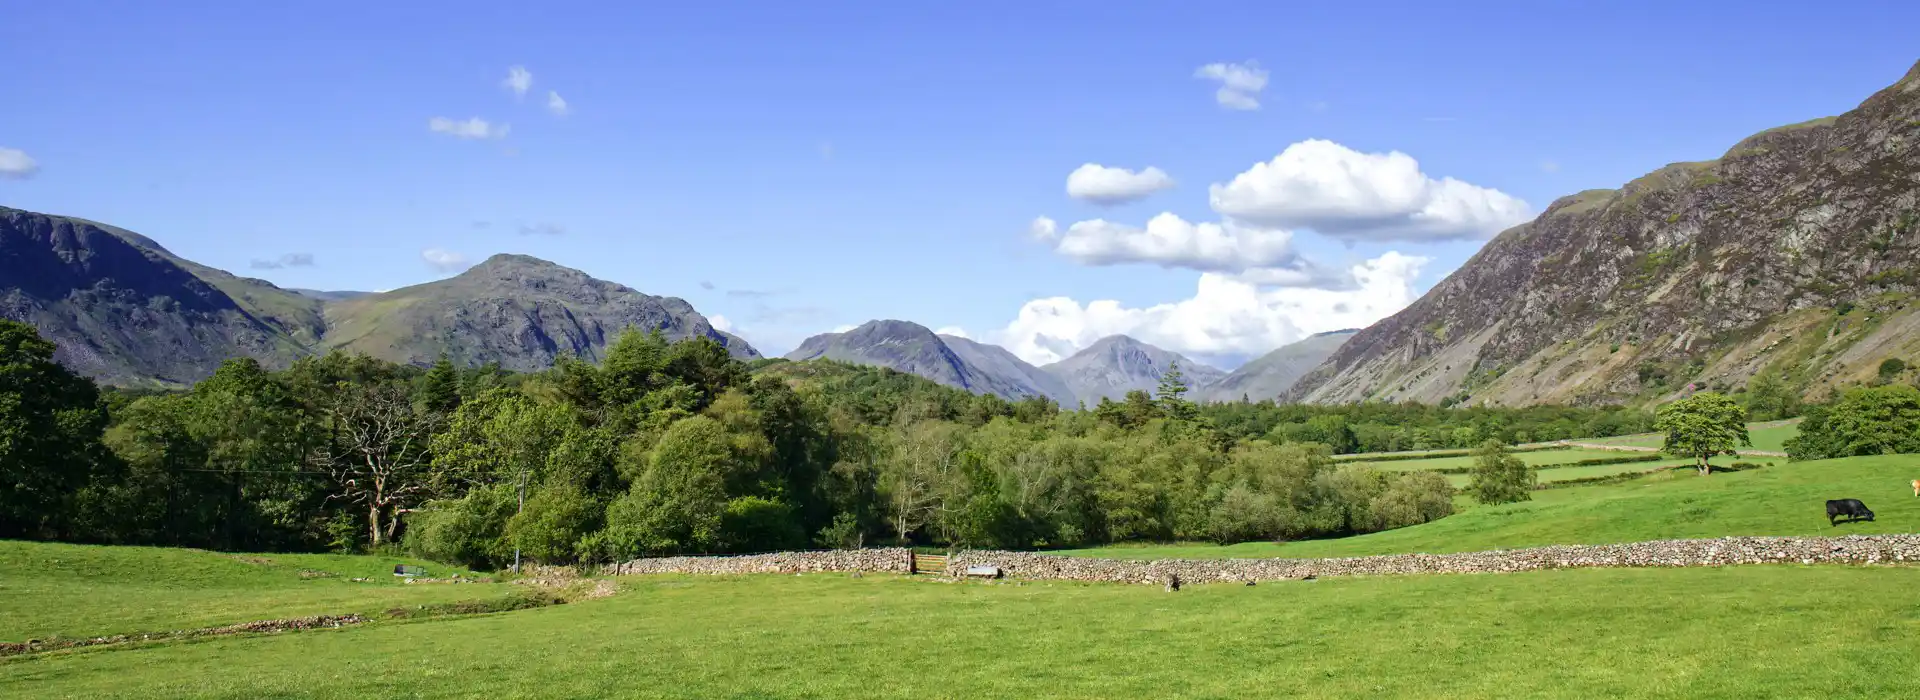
[1826,499,1875,526]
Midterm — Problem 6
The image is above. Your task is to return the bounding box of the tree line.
[4,319,1703,569]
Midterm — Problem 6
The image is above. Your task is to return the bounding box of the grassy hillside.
[1060,453,1917,560]
[0,541,513,641]
[6,567,1920,698]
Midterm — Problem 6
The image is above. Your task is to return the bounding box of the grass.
[1437,459,1712,488]
[1587,420,1801,453]
[6,567,1920,698]
[1059,453,1916,560]
[1359,447,1655,472]
[0,541,517,641]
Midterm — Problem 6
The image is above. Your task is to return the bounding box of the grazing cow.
[1827,499,1875,526]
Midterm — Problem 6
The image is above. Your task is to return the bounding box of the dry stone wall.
[611,536,1920,584]
[950,535,1920,584]
[614,548,912,576]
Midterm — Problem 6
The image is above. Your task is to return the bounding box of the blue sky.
[3,1,1916,365]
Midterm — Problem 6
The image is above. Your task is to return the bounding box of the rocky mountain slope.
[1040,335,1225,405]
[785,320,1074,402]
[1197,329,1355,403]
[0,207,317,386]
[0,208,751,385]
[322,254,756,369]
[1288,60,1920,407]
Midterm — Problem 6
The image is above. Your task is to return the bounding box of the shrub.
[1467,440,1535,505]
[720,496,806,553]
[407,484,516,570]
[505,485,601,565]
[1367,471,1454,531]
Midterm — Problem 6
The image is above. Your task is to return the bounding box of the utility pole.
[513,469,528,573]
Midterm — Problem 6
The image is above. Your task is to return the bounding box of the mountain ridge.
[1040,335,1225,405]
[1286,59,1920,406]
[785,320,1073,402]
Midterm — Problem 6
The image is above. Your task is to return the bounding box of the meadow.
[1585,419,1802,453]
[0,542,513,641]
[6,451,1919,699]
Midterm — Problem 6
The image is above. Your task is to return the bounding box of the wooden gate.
[909,552,948,575]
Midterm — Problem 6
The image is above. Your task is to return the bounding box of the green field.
[0,542,515,641]
[1586,420,1801,453]
[1359,447,1664,472]
[1437,459,1715,487]
[1061,453,1915,560]
[7,453,1920,698]
[5,567,1920,698]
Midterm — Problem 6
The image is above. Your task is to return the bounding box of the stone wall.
[608,536,1920,584]
[948,535,1920,584]
[614,548,912,576]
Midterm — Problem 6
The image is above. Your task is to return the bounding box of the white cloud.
[1065,164,1176,204]
[1540,159,1561,173]
[0,148,39,179]
[831,324,858,333]
[1208,139,1531,242]
[708,314,733,333]
[503,66,533,99]
[421,248,471,273]
[249,253,315,270]
[516,222,565,236]
[428,117,510,140]
[1194,61,1269,111]
[990,252,1428,365]
[935,326,971,339]
[546,91,569,117]
[1028,216,1059,241]
[1045,212,1308,276]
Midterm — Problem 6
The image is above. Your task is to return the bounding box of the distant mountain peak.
[1042,335,1224,404]
[786,320,1072,402]
[1198,329,1355,403]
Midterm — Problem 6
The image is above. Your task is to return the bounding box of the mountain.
[1288,60,1920,407]
[0,207,316,386]
[1040,335,1225,405]
[1196,329,1356,403]
[322,254,757,369]
[0,209,753,385]
[784,320,1074,402]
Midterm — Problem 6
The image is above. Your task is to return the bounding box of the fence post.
[908,550,917,575]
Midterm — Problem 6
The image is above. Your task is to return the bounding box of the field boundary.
[613,535,1920,584]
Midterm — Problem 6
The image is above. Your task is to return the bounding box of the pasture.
[1585,419,1802,453]
[1355,447,1661,472]
[0,542,514,642]
[1061,453,1917,560]
[5,566,1920,698]
[5,452,1919,699]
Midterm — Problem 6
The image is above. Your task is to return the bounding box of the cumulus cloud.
[831,324,858,333]
[0,148,39,179]
[516,222,565,236]
[1028,216,1059,241]
[990,252,1428,365]
[1208,139,1531,242]
[1065,164,1176,204]
[421,248,471,273]
[1045,213,1313,276]
[428,117,510,140]
[249,253,316,270]
[546,91,570,117]
[1195,61,1269,111]
[935,326,971,339]
[708,314,733,333]
[503,66,532,99]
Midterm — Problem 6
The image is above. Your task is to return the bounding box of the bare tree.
[310,383,437,547]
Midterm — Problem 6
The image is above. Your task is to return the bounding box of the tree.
[1878,358,1910,385]
[1742,368,1801,421]
[309,383,437,547]
[1155,363,1197,422]
[418,354,463,416]
[1784,384,1920,460]
[1466,440,1534,504]
[1654,392,1750,475]
[0,320,108,538]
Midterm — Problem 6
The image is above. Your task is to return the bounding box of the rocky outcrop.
[1289,60,1920,406]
